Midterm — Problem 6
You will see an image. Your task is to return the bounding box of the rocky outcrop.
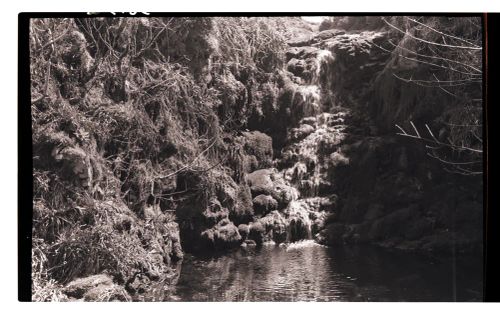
[317,123,483,254]
[280,24,482,256]
[175,169,253,252]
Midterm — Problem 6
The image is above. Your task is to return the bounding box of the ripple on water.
[163,244,483,302]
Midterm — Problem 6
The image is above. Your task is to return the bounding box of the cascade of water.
[277,44,341,243]
[311,49,334,85]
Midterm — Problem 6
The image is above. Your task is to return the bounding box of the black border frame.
[18,12,497,302]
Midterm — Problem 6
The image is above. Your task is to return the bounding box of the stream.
[160,242,482,302]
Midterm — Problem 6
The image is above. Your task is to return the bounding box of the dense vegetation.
[30,16,313,301]
[30,16,483,301]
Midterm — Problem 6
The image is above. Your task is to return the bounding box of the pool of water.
[155,241,482,301]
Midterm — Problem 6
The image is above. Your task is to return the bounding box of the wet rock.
[200,218,242,250]
[242,239,257,247]
[330,151,350,166]
[287,35,314,47]
[319,195,338,212]
[288,216,310,242]
[286,46,320,60]
[300,116,317,126]
[288,123,315,141]
[176,169,254,252]
[203,197,230,226]
[246,168,298,207]
[218,179,254,224]
[314,29,346,41]
[258,210,288,243]
[311,213,329,235]
[246,169,276,196]
[287,58,306,76]
[239,131,274,172]
[253,194,279,215]
[64,274,131,301]
[285,201,313,241]
[238,224,250,239]
[248,221,266,245]
[273,183,297,208]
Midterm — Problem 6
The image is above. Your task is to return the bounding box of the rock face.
[319,135,483,254]
[278,23,483,256]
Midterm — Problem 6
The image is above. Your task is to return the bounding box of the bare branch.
[395,124,408,135]
[410,121,421,138]
[381,17,482,50]
[426,152,481,165]
[386,39,482,74]
[405,17,481,48]
[373,42,481,77]
[155,138,219,179]
[396,122,482,154]
[425,124,439,143]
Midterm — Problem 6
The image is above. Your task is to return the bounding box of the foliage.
[30,16,292,297]
[381,17,483,175]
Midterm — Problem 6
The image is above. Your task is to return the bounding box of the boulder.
[203,197,230,226]
[238,224,250,239]
[243,239,257,246]
[248,221,266,245]
[314,29,346,41]
[287,35,314,47]
[287,46,320,60]
[288,123,315,141]
[64,274,131,301]
[200,218,242,250]
[176,169,254,252]
[239,131,274,171]
[257,210,288,243]
[287,58,306,76]
[246,168,276,196]
[252,194,278,215]
[246,168,298,208]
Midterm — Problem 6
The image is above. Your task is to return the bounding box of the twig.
[396,122,482,153]
[382,17,482,50]
[386,39,482,74]
[405,17,481,48]
[155,138,218,179]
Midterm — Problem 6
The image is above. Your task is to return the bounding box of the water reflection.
[160,242,482,301]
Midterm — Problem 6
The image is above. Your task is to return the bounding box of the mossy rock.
[64,274,131,301]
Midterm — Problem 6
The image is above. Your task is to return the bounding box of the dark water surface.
[160,241,482,301]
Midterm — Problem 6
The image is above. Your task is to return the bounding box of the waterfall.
[254,43,343,245]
